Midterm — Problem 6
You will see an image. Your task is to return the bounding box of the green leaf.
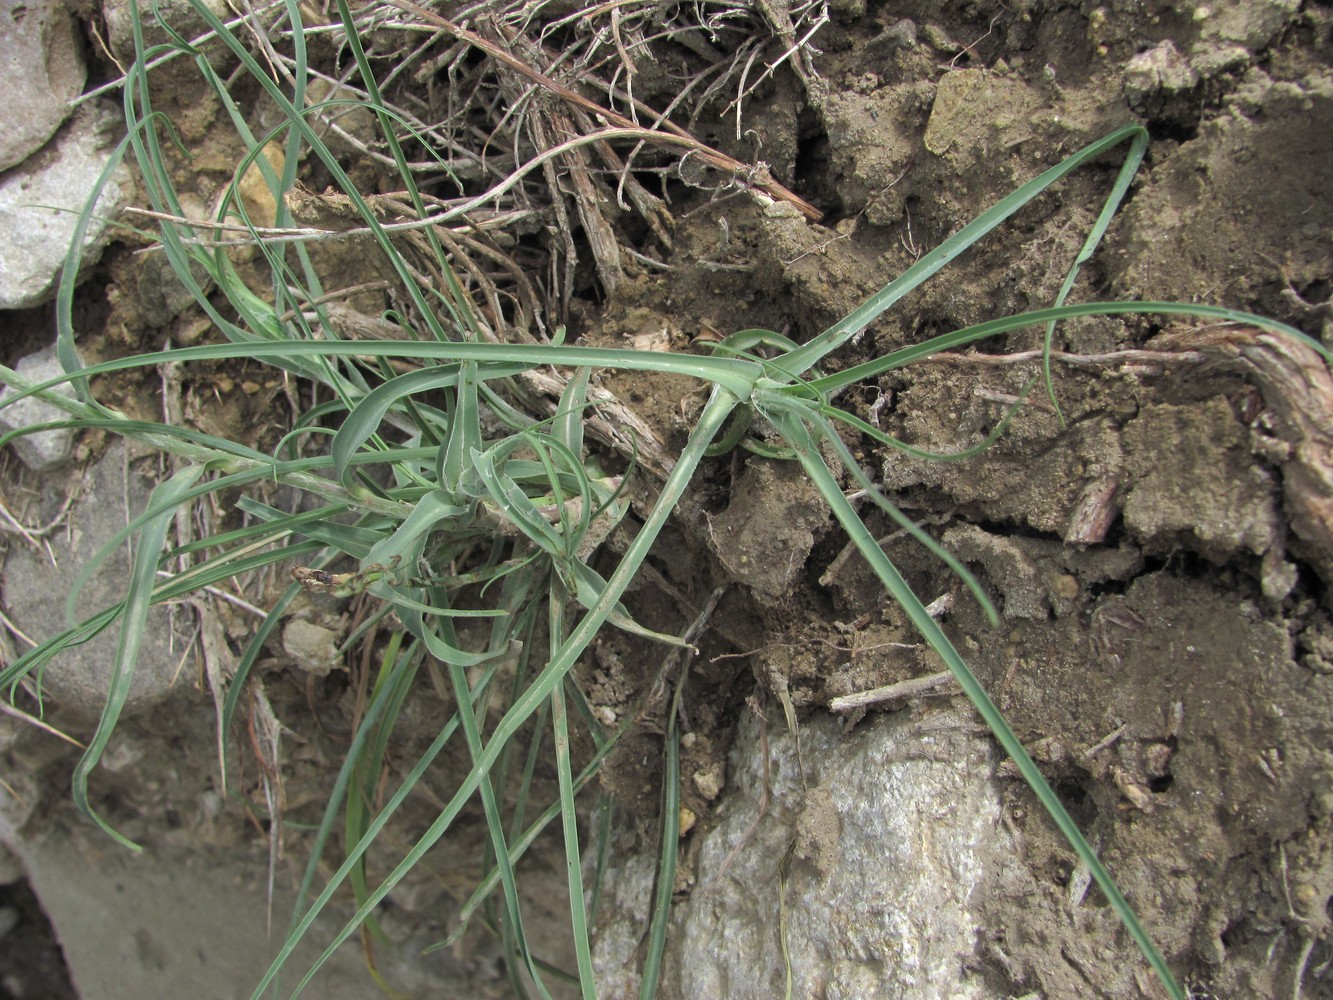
[778,124,1152,378]
[72,464,205,850]
[553,679,597,1000]
[765,397,1182,1000]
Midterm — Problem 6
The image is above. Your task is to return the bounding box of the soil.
[3,1,1333,998]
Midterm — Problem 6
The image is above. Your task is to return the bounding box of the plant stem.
[260,386,741,998]
[769,399,1184,1000]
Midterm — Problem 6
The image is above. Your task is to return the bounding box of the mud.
[3,1,1332,997]
[577,3,1333,995]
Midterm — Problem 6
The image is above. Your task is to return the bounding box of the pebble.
[0,345,78,472]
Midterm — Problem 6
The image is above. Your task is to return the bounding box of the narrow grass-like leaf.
[234,499,379,560]
[0,537,318,702]
[763,396,1183,1000]
[283,654,503,990]
[637,723,679,1000]
[473,448,567,556]
[814,380,1034,465]
[72,463,204,850]
[554,369,591,456]
[0,416,268,465]
[0,340,765,411]
[588,794,614,929]
[220,576,313,791]
[571,564,692,648]
[55,129,136,404]
[779,124,1152,378]
[553,678,597,1000]
[803,300,1327,394]
[332,0,476,338]
[1,607,122,694]
[784,402,1001,626]
[435,709,638,951]
[253,389,738,998]
[344,632,416,960]
[1041,127,1149,419]
[47,31,1302,997]
[363,489,467,570]
[447,656,556,1000]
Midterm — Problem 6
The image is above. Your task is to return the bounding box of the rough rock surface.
[282,617,343,675]
[0,102,132,309]
[0,0,86,171]
[0,344,78,471]
[102,0,228,62]
[594,708,1010,999]
[3,441,191,717]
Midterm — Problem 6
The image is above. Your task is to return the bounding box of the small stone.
[598,710,1008,997]
[761,200,802,220]
[884,18,917,48]
[692,764,725,801]
[1144,743,1173,779]
[0,345,78,471]
[282,618,343,675]
[234,142,286,229]
[1051,574,1080,601]
[128,249,209,328]
[942,524,1051,620]
[1124,40,1200,108]
[1123,399,1279,560]
[923,69,1036,160]
[678,807,697,837]
[0,843,23,886]
[386,876,446,915]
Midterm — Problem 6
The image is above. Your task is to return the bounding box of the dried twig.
[829,670,959,712]
[384,0,823,221]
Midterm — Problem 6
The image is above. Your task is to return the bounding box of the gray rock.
[0,0,87,171]
[0,102,133,309]
[130,247,209,327]
[594,709,1011,999]
[1124,40,1200,114]
[0,344,78,471]
[1195,0,1300,51]
[3,441,192,718]
[281,617,342,675]
[706,459,828,602]
[0,741,493,1000]
[0,826,408,1000]
[103,0,229,62]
